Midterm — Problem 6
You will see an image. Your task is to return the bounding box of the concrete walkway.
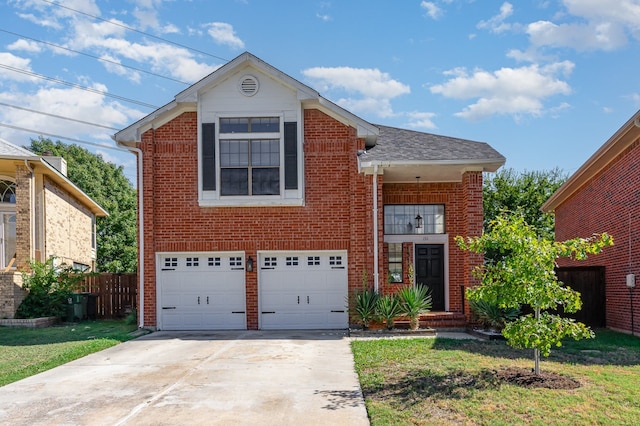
[0,330,369,426]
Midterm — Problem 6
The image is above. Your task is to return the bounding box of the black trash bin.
[84,293,98,320]
[70,293,88,321]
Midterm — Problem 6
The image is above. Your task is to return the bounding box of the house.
[114,52,505,331]
[542,109,640,335]
[0,138,108,318]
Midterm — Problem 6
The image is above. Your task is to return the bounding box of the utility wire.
[0,102,119,131]
[40,0,229,62]
[0,28,190,86]
[0,64,159,109]
[0,122,127,152]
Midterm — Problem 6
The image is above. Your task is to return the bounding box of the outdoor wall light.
[247,256,254,272]
[415,214,423,229]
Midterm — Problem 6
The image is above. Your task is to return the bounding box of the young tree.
[456,213,613,375]
[28,138,137,273]
[483,168,567,240]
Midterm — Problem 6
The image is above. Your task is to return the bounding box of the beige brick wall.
[15,166,32,271]
[43,177,94,268]
[0,272,24,319]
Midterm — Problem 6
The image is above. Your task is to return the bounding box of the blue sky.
[2,0,640,185]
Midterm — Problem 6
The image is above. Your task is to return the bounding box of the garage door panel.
[158,253,246,330]
[260,251,348,330]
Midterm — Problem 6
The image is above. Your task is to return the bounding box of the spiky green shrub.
[376,294,404,330]
[398,285,432,330]
[469,299,520,331]
[351,288,379,329]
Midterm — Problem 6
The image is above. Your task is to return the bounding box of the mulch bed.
[495,367,581,389]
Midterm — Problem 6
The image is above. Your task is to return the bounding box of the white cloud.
[0,85,145,143]
[524,0,640,51]
[206,22,245,49]
[302,66,410,118]
[405,112,437,129]
[316,13,332,22]
[527,20,627,51]
[7,39,42,53]
[99,54,141,83]
[421,2,443,20]
[0,53,38,83]
[477,2,514,33]
[430,62,574,120]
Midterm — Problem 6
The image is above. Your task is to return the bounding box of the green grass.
[0,320,139,386]
[352,330,640,425]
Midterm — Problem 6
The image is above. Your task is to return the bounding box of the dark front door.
[415,244,445,311]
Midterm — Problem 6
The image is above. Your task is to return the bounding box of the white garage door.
[259,251,348,329]
[157,253,246,330]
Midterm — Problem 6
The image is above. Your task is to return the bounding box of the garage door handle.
[331,310,345,313]
[162,307,177,310]
[331,266,345,270]
[161,268,175,271]
[231,267,244,271]
[262,311,275,314]
[232,311,245,314]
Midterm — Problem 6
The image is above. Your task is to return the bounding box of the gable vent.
[239,75,259,97]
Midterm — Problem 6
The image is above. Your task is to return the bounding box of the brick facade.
[555,137,640,333]
[139,110,378,329]
[0,272,24,319]
[379,172,483,315]
[43,177,95,268]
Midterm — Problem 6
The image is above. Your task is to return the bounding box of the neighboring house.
[0,138,108,318]
[542,109,640,335]
[114,52,505,331]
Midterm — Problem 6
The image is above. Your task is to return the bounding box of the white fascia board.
[303,97,379,143]
[114,101,196,143]
[359,158,504,173]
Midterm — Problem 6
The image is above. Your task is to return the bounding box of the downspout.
[373,164,379,293]
[114,140,144,330]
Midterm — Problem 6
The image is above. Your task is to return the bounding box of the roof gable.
[114,52,378,145]
[542,109,640,212]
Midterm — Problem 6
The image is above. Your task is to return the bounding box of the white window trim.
[198,111,305,207]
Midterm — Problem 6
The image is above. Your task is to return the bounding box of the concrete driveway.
[0,330,369,426]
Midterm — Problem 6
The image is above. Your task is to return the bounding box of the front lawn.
[0,320,139,386]
[352,330,640,425]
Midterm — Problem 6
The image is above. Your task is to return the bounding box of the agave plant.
[351,288,379,329]
[469,299,520,332]
[398,285,432,330]
[376,294,404,330]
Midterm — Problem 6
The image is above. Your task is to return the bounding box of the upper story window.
[0,180,16,203]
[384,205,445,235]
[200,115,301,206]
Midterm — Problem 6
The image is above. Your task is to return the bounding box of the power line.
[0,64,159,109]
[0,101,119,131]
[0,28,190,86]
[0,122,127,152]
[40,0,229,62]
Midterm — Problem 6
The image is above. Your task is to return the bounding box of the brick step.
[392,312,468,329]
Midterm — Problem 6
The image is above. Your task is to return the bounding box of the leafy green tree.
[456,213,613,375]
[28,138,137,273]
[483,168,567,240]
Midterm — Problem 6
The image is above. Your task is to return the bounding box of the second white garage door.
[157,252,246,330]
[259,251,348,329]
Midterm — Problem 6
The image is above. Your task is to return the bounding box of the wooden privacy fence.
[77,273,137,319]
[555,266,606,328]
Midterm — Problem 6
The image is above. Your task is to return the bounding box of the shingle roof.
[0,138,36,158]
[361,125,505,164]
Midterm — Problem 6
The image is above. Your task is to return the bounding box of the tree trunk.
[410,317,419,330]
[534,307,541,375]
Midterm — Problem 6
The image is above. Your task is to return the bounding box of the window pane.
[221,169,248,195]
[384,205,445,234]
[220,118,248,133]
[251,139,280,166]
[220,140,249,167]
[252,168,279,195]
[250,117,279,133]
